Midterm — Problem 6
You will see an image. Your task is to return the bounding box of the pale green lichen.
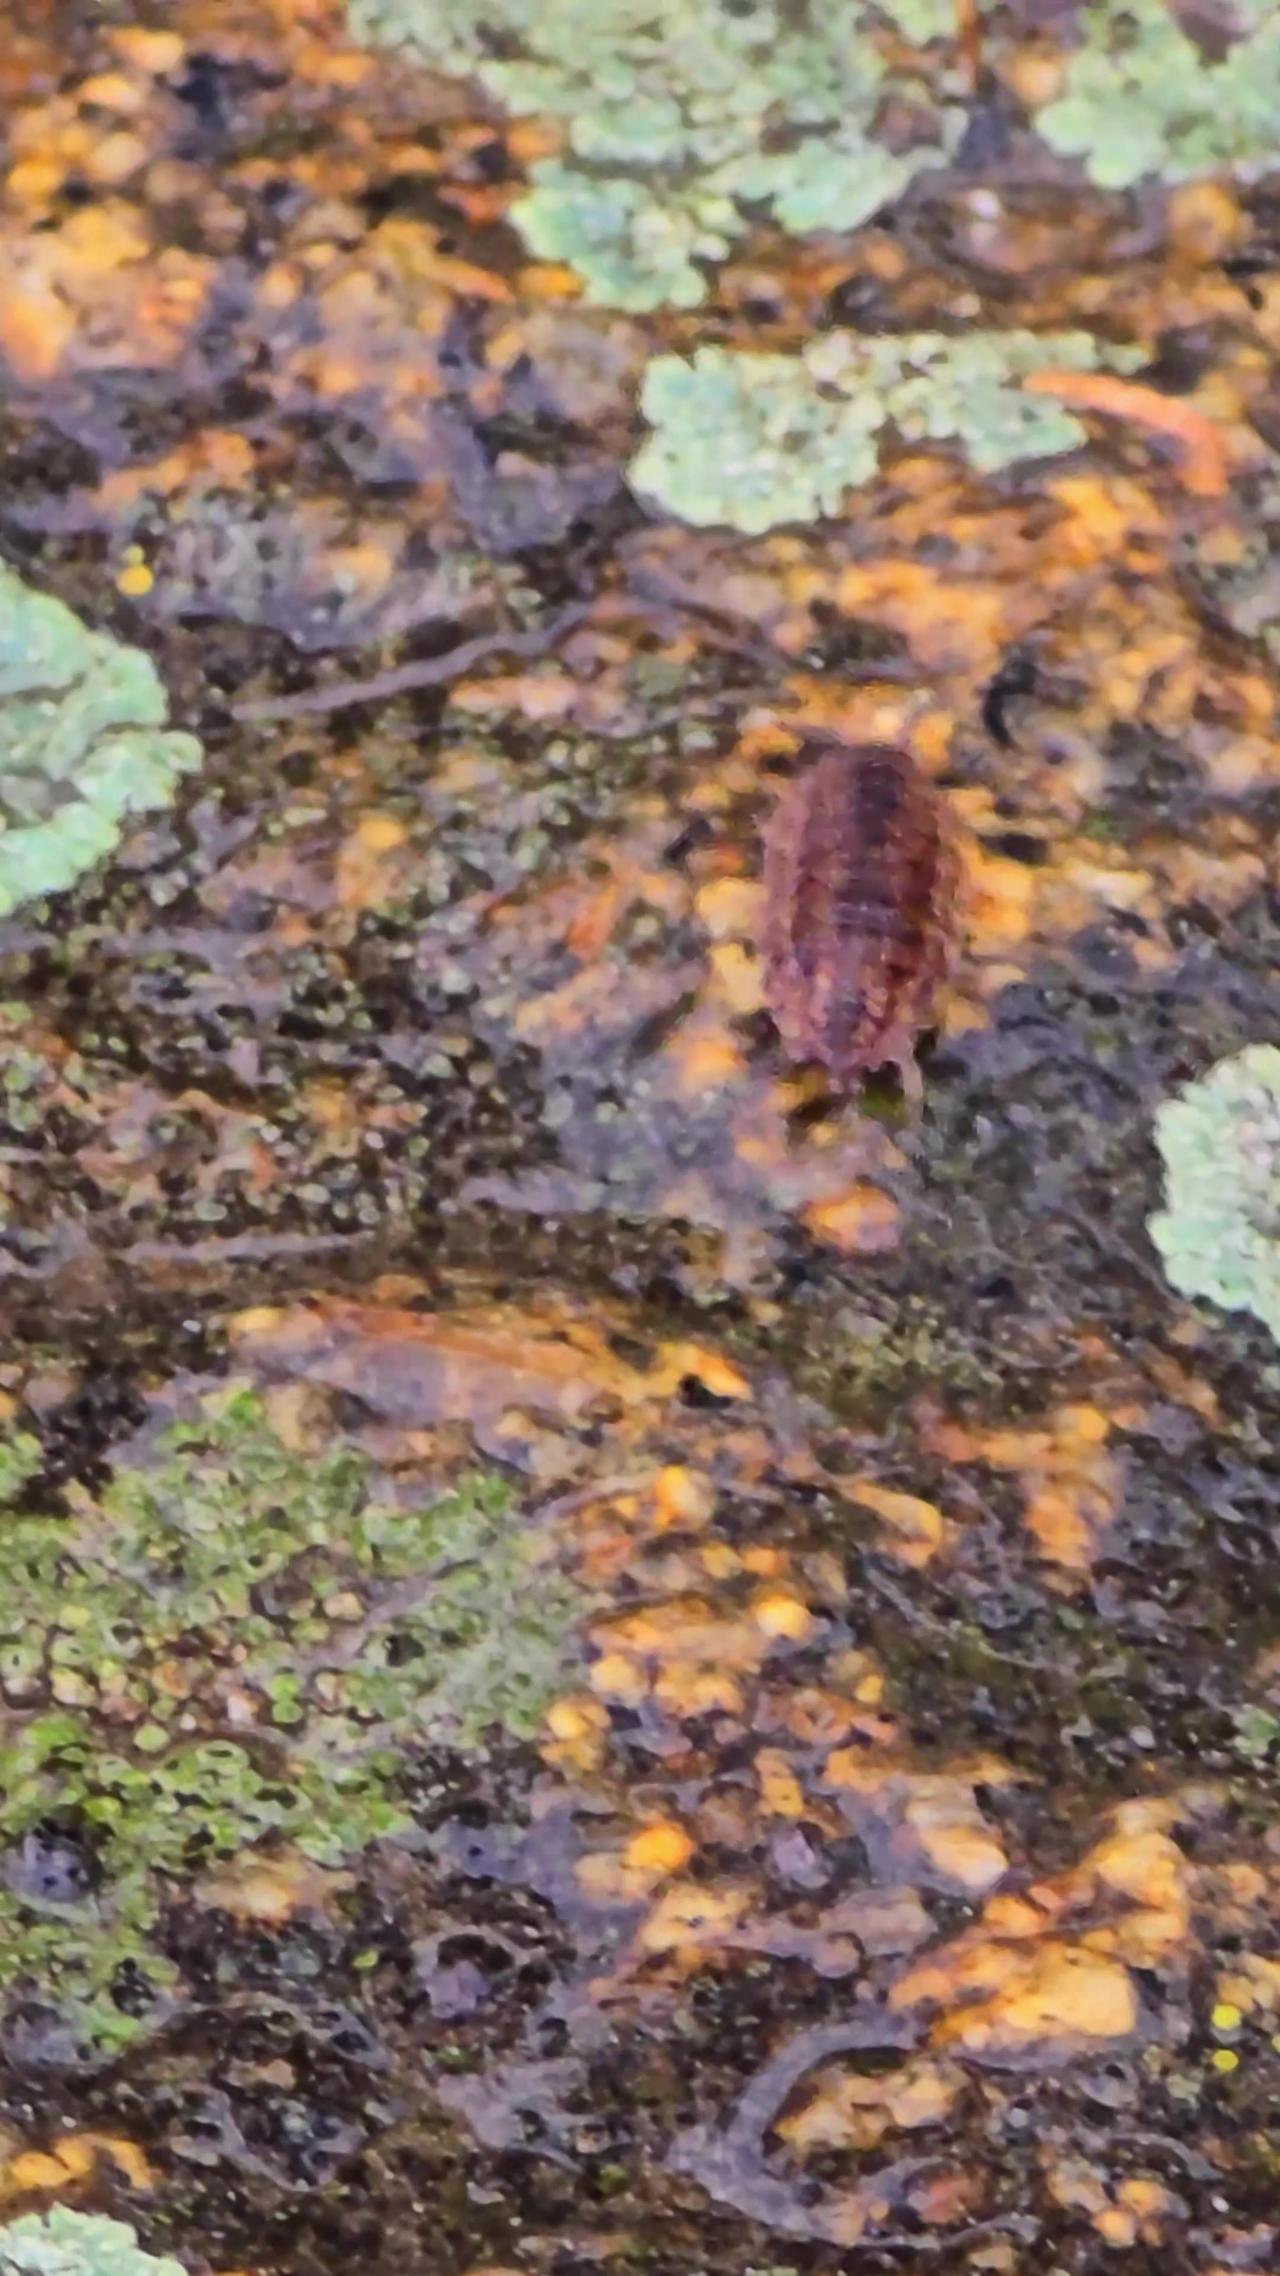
[0,2209,186,2276]
[1038,0,1280,191]
[0,1390,582,2049]
[878,0,953,36]
[0,568,200,916]
[1149,1045,1280,1343]
[512,168,737,311]
[629,331,1146,533]
[348,0,962,308]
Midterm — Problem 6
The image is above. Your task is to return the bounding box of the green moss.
[1232,1704,1280,1766]
[1038,0,1280,190]
[1149,1045,1280,1343]
[348,0,962,309]
[0,1391,582,2049]
[629,331,1145,533]
[0,1430,41,1503]
[0,568,200,916]
[0,2210,186,2276]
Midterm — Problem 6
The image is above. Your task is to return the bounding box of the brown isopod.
[762,738,960,1106]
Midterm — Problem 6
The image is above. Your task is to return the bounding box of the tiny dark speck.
[988,830,1048,866]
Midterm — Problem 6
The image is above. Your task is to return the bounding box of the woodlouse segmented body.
[762,739,959,1098]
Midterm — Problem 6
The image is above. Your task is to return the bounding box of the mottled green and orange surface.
[1,5,1280,2275]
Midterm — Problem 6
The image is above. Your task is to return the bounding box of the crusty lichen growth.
[629,332,1145,533]
[0,566,200,915]
[0,2208,187,2276]
[1037,0,1280,190]
[348,0,963,308]
[1149,1045,1280,1343]
[0,1391,582,2049]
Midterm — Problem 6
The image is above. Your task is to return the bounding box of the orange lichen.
[779,2055,960,2155]
[624,1821,697,1876]
[901,1938,1139,2055]
[925,1398,1133,1577]
[1022,370,1230,497]
[803,1184,902,1255]
[840,1479,949,1568]
[755,1747,807,1818]
[0,2133,156,2200]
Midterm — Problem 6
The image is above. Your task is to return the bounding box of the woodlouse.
[761,738,959,1103]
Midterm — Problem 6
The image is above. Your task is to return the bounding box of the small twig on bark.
[230,602,597,723]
